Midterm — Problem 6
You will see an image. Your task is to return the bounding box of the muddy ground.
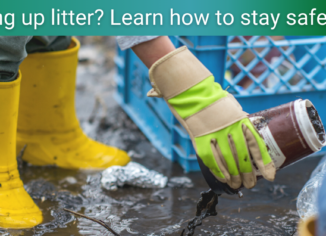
[1,37,323,236]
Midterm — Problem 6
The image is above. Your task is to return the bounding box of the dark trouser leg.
[0,36,32,82]
[0,36,71,82]
[26,36,72,53]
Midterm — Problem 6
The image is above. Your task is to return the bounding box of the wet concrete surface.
[0,37,324,236]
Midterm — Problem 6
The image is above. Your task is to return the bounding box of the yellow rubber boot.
[298,216,317,236]
[17,38,130,169]
[0,74,43,228]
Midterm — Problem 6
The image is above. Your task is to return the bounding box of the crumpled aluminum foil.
[167,177,194,188]
[101,162,168,190]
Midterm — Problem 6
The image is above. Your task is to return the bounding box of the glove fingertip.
[242,172,257,189]
[261,162,276,182]
[227,175,242,189]
[223,171,231,182]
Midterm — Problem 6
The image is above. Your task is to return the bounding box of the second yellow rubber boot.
[0,74,43,228]
[17,38,130,169]
[298,216,317,236]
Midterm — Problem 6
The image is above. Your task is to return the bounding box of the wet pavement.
[0,37,324,236]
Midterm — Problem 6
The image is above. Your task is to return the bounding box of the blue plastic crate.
[115,36,326,172]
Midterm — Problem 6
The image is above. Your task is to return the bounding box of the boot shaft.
[18,38,80,134]
[0,75,21,172]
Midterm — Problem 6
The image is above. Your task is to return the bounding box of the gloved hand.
[147,46,276,189]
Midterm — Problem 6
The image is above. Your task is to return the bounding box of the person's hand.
[147,46,276,189]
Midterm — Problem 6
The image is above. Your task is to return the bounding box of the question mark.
[95,9,104,25]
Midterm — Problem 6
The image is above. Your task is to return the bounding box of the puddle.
[181,189,218,236]
[2,158,313,236]
[0,37,323,236]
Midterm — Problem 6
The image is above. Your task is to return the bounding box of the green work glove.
[147,46,276,189]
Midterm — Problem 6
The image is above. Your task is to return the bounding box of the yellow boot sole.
[0,181,43,229]
[17,127,130,169]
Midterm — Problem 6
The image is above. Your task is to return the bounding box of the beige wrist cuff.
[147,46,212,100]
[185,94,248,138]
